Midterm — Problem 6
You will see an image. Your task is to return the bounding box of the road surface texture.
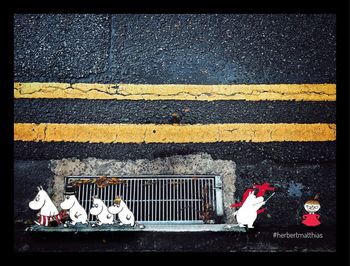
[14,14,336,252]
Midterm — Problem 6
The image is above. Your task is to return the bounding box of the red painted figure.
[230,182,275,214]
[254,182,275,197]
[301,196,321,227]
[302,213,321,227]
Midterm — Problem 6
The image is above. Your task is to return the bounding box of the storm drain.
[65,175,224,224]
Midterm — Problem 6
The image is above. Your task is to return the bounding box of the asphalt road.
[15,224,335,252]
[13,14,336,252]
[15,99,336,124]
[14,14,336,84]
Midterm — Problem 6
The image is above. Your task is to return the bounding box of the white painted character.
[89,196,114,226]
[108,196,135,227]
[60,185,88,226]
[234,190,265,228]
[29,186,62,226]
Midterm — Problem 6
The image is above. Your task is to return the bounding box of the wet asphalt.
[14,14,335,84]
[14,99,336,124]
[13,14,336,162]
[13,14,337,252]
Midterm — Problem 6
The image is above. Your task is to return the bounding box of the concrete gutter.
[26,223,246,233]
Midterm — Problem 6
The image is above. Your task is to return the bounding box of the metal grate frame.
[64,175,224,224]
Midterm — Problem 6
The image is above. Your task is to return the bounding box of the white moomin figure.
[89,196,114,226]
[60,185,88,226]
[108,196,135,227]
[29,186,62,226]
[234,190,269,228]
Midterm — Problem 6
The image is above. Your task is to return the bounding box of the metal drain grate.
[65,175,224,224]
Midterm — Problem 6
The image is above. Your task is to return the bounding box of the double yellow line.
[14,83,336,143]
[15,82,335,101]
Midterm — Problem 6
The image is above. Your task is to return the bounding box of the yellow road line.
[14,83,336,101]
[14,123,336,143]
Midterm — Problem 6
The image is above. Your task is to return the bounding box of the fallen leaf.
[24,219,33,225]
[95,176,109,188]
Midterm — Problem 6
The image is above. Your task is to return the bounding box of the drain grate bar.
[65,175,223,224]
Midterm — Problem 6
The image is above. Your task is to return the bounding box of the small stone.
[19,244,30,252]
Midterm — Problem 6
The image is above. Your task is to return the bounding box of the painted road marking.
[14,123,336,143]
[14,83,336,101]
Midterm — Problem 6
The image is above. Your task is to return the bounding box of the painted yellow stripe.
[14,123,336,143]
[14,83,336,101]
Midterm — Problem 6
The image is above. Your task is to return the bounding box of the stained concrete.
[27,224,246,232]
[50,153,237,223]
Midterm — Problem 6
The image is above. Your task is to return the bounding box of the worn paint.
[287,182,305,197]
[14,83,336,101]
[14,123,336,143]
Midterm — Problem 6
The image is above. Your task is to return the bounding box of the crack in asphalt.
[43,124,48,141]
[15,85,119,96]
[23,123,336,143]
[112,90,335,98]
[15,84,335,99]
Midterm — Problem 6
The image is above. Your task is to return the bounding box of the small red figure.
[301,194,321,227]
[230,182,275,214]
